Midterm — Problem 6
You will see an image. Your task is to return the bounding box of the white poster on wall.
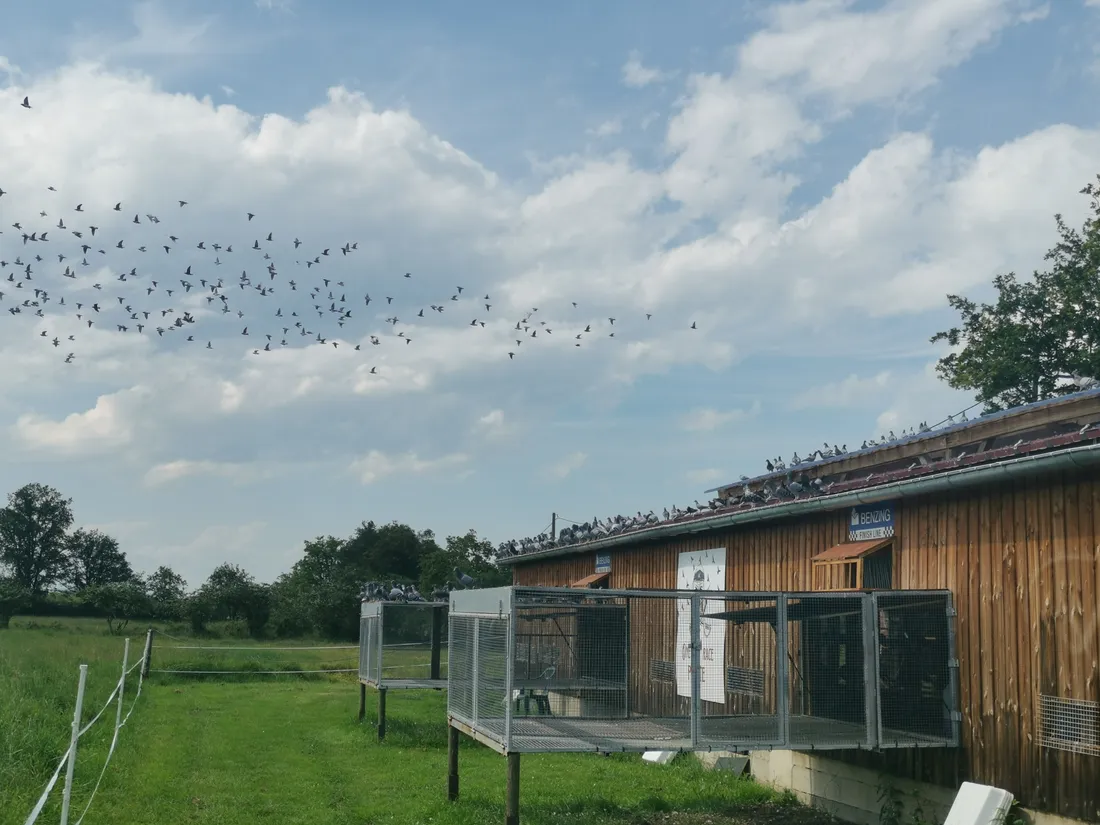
[675,547,726,703]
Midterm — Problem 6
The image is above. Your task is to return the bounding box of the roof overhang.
[812,537,892,563]
[499,442,1100,567]
[571,572,610,588]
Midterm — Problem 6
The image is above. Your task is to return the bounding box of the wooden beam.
[447,724,460,802]
[505,752,521,825]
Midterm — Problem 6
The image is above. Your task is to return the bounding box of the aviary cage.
[444,585,960,824]
[357,598,448,740]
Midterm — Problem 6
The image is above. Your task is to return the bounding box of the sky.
[1,0,1098,589]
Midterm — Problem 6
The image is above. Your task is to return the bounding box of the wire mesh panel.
[784,592,874,749]
[698,594,783,748]
[359,600,447,688]
[873,590,959,747]
[448,613,476,722]
[448,586,961,755]
[359,601,382,684]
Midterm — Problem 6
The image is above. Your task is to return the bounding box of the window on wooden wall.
[811,538,894,591]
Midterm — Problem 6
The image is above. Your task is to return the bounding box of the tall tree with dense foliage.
[64,528,133,590]
[0,483,75,596]
[931,176,1100,411]
[145,565,188,618]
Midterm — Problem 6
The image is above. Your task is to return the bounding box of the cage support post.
[377,687,387,740]
[505,752,521,825]
[358,682,366,721]
[447,723,460,801]
[430,605,444,680]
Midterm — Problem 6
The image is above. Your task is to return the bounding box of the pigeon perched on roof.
[454,568,477,588]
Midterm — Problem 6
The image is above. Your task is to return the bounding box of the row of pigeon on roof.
[360,568,481,601]
[494,384,1100,562]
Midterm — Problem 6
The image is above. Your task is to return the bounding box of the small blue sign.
[849,501,896,541]
[595,553,611,573]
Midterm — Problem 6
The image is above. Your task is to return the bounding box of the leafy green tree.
[146,565,188,619]
[0,577,31,629]
[0,483,74,596]
[83,581,152,634]
[64,528,133,591]
[931,176,1100,411]
[419,530,510,595]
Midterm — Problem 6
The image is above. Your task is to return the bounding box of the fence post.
[115,639,130,733]
[59,664,89,825]
[141,628,153,678]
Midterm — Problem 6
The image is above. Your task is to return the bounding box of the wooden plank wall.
[511,470,1100,821]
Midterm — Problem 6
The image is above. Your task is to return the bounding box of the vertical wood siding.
[511,470,1100,821]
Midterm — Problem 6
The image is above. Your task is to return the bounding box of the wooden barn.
[499,389,1100,825]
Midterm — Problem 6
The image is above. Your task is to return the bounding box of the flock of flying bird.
[0,183,699,368]
[4,94,701,368]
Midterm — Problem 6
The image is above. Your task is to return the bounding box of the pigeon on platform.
[454,568,477,589]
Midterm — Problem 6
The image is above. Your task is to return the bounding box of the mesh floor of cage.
[452,713,949,753]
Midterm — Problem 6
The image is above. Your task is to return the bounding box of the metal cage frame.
[358,599,450,690]
[446,585,961,756]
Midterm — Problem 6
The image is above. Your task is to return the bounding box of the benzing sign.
[595,553,611,573]
[849,501,896,541]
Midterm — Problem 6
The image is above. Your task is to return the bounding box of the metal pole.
[447,723,460,801]
[775,596,789,747]
[358,682,366,721]
[430,606,443,680]
[377,688,387,741]
[141,628,154,678]
[505,752,521,825]
[550,513,556,541]
[115,639,130,733]
[59,664,88,825]
[689,593,701,748]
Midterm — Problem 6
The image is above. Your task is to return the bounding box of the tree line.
[0,482,508,639]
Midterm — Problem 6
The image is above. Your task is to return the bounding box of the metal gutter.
[499,442,1100,566]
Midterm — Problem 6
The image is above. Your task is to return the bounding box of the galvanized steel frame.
[448,585,960,755]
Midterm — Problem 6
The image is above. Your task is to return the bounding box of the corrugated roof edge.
[499,441,1100,566]
[702,385,1100,494]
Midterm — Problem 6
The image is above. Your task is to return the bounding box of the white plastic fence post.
[59,664,89,825]
[115,639,130,733]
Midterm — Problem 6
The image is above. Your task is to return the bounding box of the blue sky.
[1,0,1099,589]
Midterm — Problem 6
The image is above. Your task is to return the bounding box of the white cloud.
[11,387,150,456]
[737,0,1048,109]
[473,408,516,440]
[622,51,671,88]
[679,400,761,432]
[545,451,587,480]
[791,371,892,409]
[349,450,469,484]
[143,459,280,487]
[588,118,622,137]
[686,467,725,484]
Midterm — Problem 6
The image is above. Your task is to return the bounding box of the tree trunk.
[0,615,11,629]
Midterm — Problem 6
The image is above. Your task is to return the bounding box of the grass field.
[2,616,841,825]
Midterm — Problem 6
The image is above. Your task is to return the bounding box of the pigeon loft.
[357,598,449,740]
[445,586,961,824]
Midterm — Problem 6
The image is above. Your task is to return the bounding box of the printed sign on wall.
[595,553,611,573]
[849,501,897,541]
[675,547,726,703]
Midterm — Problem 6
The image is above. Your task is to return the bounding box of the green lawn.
[3,617,840,825]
